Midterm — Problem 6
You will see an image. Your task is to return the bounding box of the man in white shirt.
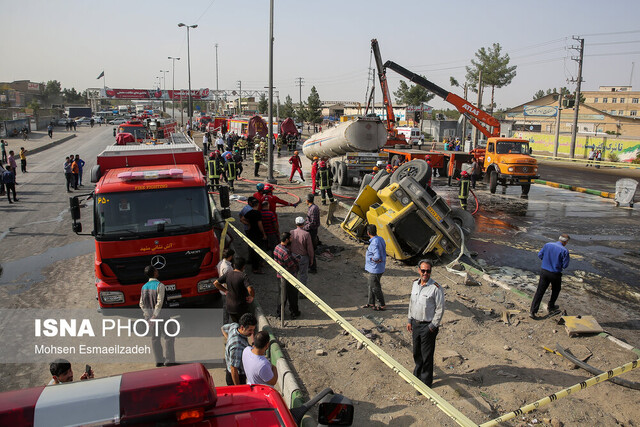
[242,331,277,386]
[217,248,235,324]
[407,260,445,388]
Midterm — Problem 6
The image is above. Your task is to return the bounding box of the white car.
[108,118,128,125]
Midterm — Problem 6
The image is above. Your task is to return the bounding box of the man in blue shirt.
[362,224,387,311]
[530,234,571,319]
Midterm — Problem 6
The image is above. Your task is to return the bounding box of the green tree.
[295,102,307,123]
[43,80,62,106]
[27,100,41,120]
[465,43,516,115]
[281,95,295,119]
[305,86,323,124]
[257,94,268,114]
[533,89,546,100]
[63,87,85,104]
[393,80,435,106]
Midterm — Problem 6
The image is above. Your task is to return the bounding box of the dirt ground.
[228,173,640,427]
[1,161,638,426]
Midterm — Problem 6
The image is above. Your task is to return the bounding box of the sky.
[2,0,640,111]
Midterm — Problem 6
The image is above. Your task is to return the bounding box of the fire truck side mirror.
[113,127,117,137]
[70,196,81,221]
[219,186,230,209]
[317,394,354,426]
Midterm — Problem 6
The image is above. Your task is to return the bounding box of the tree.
[295,102,307,123]
[533,90,546,100]
[257,94,268,114]
[393,80,435,106]
[305,86,323,124]
[533,87,571,100]
[465,43,516,115]
[281,95,295,119]
[27,100,41,120]
[63,87,85,104]
[43,80,62,106]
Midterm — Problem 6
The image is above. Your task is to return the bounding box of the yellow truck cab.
[483,137,538,195]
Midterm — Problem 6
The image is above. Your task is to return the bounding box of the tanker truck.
[302,116,388,186]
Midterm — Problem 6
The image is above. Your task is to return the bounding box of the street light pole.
[178,23,198,130]
[160,70,168,113]
[215,43,219,114]
[168,57,180,122]
[267,0,275,183]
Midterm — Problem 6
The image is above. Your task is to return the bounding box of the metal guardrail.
[533,154,640,170]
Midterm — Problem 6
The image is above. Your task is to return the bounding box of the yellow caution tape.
[480,358,640,427]
[227,222,478,427]
[219,217,235,256]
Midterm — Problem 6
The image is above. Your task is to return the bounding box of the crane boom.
[371,39,396,131]
[383,60,501,138]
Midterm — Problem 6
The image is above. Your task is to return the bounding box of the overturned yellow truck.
[341,160,473,261]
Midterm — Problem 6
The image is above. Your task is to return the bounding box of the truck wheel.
[439,159,449,178]
[331,162,338,180]
[450,207,475,239]
[371,174,391,191]
[521,182,531,196]
[489,171,498,194]
[390,159,430,187]
[90,165,101,183]
[338,162,348,186]
[359,173,373,193]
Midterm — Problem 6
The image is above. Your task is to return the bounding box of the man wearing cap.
[530,234,571,319]
[290,216,314,286]
[407,260,444,388]
[289,150,304,182]
[303,193,320,274]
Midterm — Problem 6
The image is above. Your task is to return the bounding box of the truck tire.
[331,162,338,181]
[371,174,391,191]
[90,165,101,183]
[450,207,475,239]
[359,173,373,193]
[489,170,498,194]
[521,182,531,196]
[439,158,449,178]
[336,162,348,186]
[390,159,430,187]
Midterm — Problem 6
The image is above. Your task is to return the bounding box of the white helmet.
[255,144,260,149]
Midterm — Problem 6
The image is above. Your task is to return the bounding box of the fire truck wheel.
[521,182,531,195]
[390,159,430,187]
[489,171,498,194]
[90,165,101,183]
[450,207,475,238]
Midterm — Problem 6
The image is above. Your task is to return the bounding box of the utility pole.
[215,43,219,114]
[267,0,275,184]
[554,92,563,157]
[295,77,304,118]
[462,82,468,140]
[473,70,483,149]
[569,36,584,159]
[237,80,242,115]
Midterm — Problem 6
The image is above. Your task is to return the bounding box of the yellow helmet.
[313,156,319,161]
[372,166,379,172]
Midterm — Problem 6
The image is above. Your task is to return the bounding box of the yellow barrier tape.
[228,222,478,427]
[219,217,234,256]
[480,358,640,427]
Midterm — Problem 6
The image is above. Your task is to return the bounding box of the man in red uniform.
[310,157,319,194]
[289,151,304,182]
[253,183,298,218]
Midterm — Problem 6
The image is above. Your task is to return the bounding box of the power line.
[579,29,640,37]
[585,51,640,57]
[589,40,640,46]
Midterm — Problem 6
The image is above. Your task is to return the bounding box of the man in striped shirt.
[274,232,300,319]
[222,313,257,385]
[139,265,175,367]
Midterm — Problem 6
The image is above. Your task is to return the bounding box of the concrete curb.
[533,179,615,199]
[254,303,314,425]
[27,134,77,156]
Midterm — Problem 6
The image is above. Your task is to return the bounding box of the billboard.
[97,88,212,100]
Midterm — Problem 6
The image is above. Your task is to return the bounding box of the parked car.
[108,118,127,125]
[91,116,104,124]
[75,117,93,125]
[57,118,70,126]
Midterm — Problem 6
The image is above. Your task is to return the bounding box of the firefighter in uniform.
[289,151,304,182]
[259,137,268,158]
[316,161,335,205]
[225,153,237,192]
[310,157,319,194]
[458,171,470,210]
[237,137,247,160]
[253,144,262,177]
[277,134,284,154]
[207,152,223,190]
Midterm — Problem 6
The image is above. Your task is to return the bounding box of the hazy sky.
[2,0,640,110]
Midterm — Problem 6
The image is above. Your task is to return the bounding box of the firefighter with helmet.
[316,161,335,205]
[207,151,223,190]
[253,144,262,177]
[289,150,304,182]
[225,153,237,192]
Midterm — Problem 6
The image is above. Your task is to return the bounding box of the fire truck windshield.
[95,187,210,240]
[496,141,529,154]
[119,126,147,140]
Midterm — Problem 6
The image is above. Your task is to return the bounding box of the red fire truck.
[0,364,354,426]
[70,139,221,308]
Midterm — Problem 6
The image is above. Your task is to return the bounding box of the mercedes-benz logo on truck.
[151,255,167,270]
